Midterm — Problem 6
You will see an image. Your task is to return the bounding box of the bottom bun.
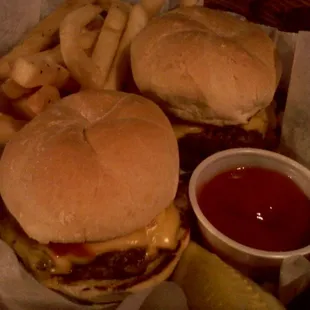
[43,230,190,305]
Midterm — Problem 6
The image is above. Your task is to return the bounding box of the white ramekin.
[189,148,310,276]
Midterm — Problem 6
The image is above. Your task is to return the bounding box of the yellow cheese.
[241,103,277,135]
[172,104,276,139]
[172,124,204,139]
[47,204,181,274]
[0,204,181,276]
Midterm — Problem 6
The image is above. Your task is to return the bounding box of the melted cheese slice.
[172,105,275,140]
[172,124,204,139]
[46,204,181,274]
[241,109,268,135]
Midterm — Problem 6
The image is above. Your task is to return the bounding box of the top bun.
[0,90,179,244]
[131,7,281,126]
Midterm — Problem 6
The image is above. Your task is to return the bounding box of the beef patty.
[178,124,280,172]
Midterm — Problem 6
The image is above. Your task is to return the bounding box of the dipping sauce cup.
[189,148,310,278]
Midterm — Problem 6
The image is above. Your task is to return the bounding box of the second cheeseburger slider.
[0,90,190,305]
[130,6,282,172]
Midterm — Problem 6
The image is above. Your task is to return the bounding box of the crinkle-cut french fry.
[92,3,129,86]
[11,58,69,89]
[0,113,25,145]
[0,0,97,80]
[140,0,166,17]
[12,85,60,120]
[1,79,32,100]
[104,3,149,90]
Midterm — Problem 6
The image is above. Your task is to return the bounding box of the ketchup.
[197,167,310,252]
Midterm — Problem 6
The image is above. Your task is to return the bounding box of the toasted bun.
[131,7,281,126]
[0,90,179,244]
[43,230,190,305]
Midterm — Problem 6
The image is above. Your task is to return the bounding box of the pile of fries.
[0,0,202,146]
[0,0,171,145]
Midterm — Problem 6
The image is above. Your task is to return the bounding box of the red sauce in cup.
[197,167,310,252]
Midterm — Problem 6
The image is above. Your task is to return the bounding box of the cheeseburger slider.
[0,90,189,305]
[130,6,282,172]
